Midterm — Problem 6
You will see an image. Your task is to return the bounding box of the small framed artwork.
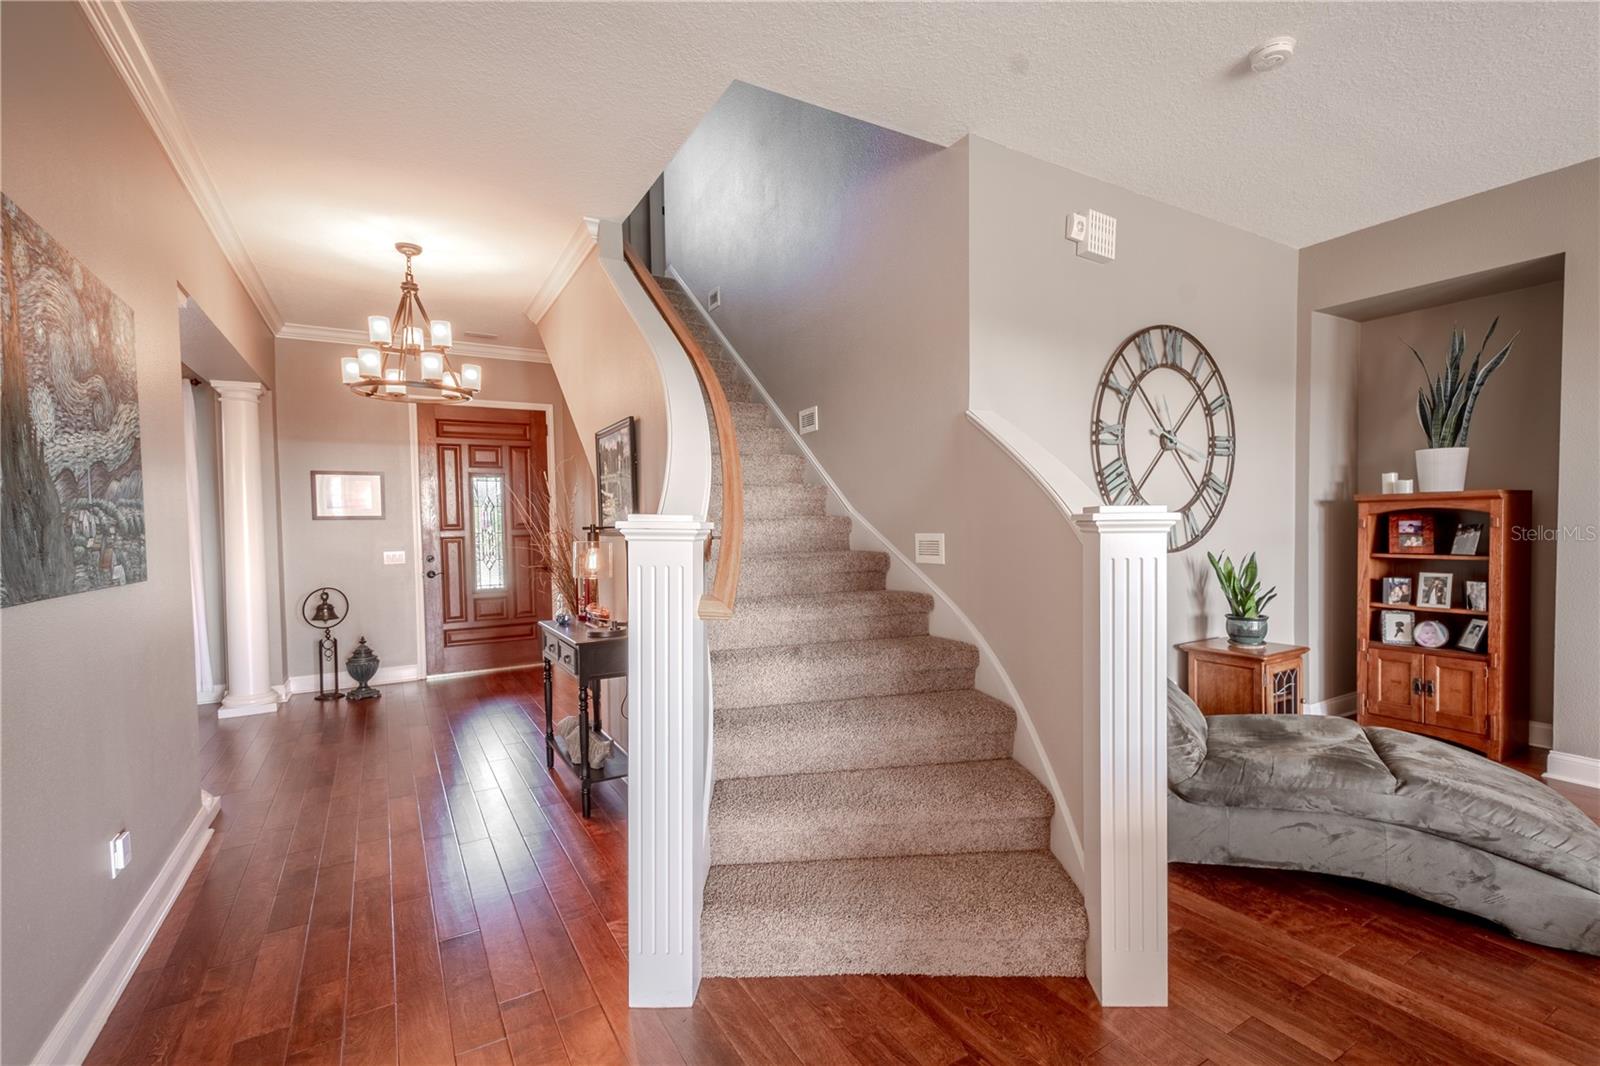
[1382,577,1413,605]
[595,416,640,530]
[1458,618,1489,653]
[1381,610,1416,646]
[1451,522,1485,556]
[1388,513,1435,554]
[311,470,384,520]
[1465,580,1488,612]
[1415,572,1453,609]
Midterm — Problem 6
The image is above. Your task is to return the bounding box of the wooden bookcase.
[1355,489,1530,761]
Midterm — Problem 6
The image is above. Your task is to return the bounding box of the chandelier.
[341,242,482,403]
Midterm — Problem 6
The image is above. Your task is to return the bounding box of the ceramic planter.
[1225,615,1269,646]
[1415,447,1469,493]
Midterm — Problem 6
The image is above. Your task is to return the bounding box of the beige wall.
[1297,161,1599,758]
[966,136,1301,672]
[272,339,584,678]
[0,5,274,1060]
[535,249,667,516]
[1356,281,1564,722]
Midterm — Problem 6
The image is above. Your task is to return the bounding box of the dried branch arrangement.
[510,457,584,617]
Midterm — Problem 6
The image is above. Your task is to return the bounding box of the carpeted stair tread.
[737,426,797,456]
[701,851,1086,977]
[736,549,889,599]
[708,589,932,651]
[712,634,979,708]
[712,482,827,522]
[716,689,1016,779]
[718,451,806,487]
[741,513,853,554]
[710,758,1051,866]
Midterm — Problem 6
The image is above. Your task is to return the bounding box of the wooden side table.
[539,620,628,816]
[1177,638,1309,716]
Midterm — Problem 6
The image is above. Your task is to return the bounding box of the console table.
[1178,638,1309,716]
[539,620,628,817]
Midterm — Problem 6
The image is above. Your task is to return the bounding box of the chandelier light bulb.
[340,356,362,384]
[429,319,453,349]
[460,363,482,389]
[367,315,392,345]
[420,351,445,382]
[357,347,382,375]
[383,366,404,395]
[400,325,425,350]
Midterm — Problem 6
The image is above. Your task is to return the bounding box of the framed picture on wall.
[595,417,639,529]
[311,471,385,520]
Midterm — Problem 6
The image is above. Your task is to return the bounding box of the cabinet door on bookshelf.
[1367,648,1422,722]
[1424,656,1488,737]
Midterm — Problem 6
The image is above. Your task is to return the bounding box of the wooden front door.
[419,406,550,675]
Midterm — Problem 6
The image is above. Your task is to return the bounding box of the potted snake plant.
[1207,551,1277,646]
[1411,318,1518,492]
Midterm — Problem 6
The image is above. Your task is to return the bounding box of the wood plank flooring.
[86,670,1598,1065]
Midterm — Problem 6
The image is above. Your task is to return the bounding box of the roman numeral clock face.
[1090,325,1235,552]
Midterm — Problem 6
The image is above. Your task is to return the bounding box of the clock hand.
[1172,438,1205,462]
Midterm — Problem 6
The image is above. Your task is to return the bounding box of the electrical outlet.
[798,406,819,435]
[707,287,722,311]
[109,830,132,878]
[383,550,406,566]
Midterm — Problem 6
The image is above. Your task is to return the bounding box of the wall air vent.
[914,533,946,565]
[707,287,722,311]
[798,406,819,435]
[1067,209,1117,263]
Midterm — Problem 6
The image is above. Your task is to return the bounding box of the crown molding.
[275,322,549,364]
[524,217,600,325]
[79,1,283,331]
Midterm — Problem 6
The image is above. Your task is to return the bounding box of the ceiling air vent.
[798,406,819,435]
[914,533,946,565]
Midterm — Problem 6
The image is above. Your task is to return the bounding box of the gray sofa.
[1167,682,1600,955]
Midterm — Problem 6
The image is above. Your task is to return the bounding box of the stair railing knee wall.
[596,223,742,1008]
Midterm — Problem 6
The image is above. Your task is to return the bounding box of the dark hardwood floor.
[86,670,1599,1065]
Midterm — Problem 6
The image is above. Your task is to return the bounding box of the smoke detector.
[1249,36,1296,72]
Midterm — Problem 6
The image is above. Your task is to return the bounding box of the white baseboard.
[32,790,220,1065]
[423,662,539,682]
[196,684,224,705]
[1529,721,1553,749]
[286,662,423,695]
[1544,749,1600,790]
[1305,692,1357,717]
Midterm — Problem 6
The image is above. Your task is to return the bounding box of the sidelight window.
[471,473,506,590]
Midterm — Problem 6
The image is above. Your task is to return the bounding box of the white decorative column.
[212,380,279,718]
[1071,505,1179,1006]
[617,514,713,1007]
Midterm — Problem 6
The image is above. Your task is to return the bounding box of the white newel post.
[617,514,714,1007]
[1071,505,1179,1006]
[212,380,280,718]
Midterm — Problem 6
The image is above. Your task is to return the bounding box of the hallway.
[86,674,1600,1066]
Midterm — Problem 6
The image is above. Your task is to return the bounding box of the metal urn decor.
[1410,317,1518,492]
[345,637,382,701]
[300,587,350,701]
[1090,325,1235,553]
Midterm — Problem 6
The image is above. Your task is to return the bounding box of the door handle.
[1412,678,1422,696]
[425,570,440,579]
[1424,680,1435,697]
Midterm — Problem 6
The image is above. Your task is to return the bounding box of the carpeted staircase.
[657,278,1087,978]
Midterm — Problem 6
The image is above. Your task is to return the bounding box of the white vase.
[1415,447,1469,493]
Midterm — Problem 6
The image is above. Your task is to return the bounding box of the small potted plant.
[1207,550,1277,646]
[1410,318,1517,492]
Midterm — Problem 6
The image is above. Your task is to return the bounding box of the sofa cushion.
[1167,681,1208,784]
[1173,714,1398,809]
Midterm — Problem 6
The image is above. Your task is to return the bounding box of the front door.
[419,406,551,674]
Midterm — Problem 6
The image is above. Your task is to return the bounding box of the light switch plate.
[383,550,406,565]
[110,830,132,878]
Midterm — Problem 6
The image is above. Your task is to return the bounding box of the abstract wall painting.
[1,194,146,607]
[594,415,639,529]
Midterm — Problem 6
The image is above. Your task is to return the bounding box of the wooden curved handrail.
[623,245,742,620]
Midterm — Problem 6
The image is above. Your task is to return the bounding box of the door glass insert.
[471,473,506,590]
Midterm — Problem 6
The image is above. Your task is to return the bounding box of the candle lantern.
[300,587,349,701]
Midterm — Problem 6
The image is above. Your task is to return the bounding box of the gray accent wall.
[0,5,275,1060]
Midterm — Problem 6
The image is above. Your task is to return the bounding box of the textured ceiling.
[128,2,1600,345]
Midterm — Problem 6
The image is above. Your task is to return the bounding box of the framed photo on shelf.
[1416,572,1453,609]
[1458,617,1489,652]
[1451,522,1485,555]
[594,416,640,530]
[1465,580,1488,612]
[1388,513,1435,553]
[1382,576,1414,605]
[311,470,384,520]
[1381,610,1416,646]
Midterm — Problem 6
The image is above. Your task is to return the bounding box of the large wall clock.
[1089,325,1235,552]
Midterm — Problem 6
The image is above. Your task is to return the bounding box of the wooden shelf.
[1368,604,1487,617]
[1371,553,1488,561]
[1369,641,1487,663]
